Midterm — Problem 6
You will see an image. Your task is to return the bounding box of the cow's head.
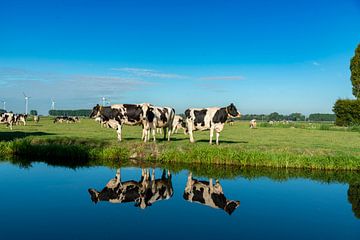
[89,104,102,118]
[224,200,240,215]
[226,103,241,118]
[88,188,100,204]
[141,103,155,122]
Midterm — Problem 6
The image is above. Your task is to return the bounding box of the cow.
[183,172,240,215]
[171,115,186,134]
[89,103,155,142]
[33,115,40,123]
[14,114,27,126]
[89,105,124,141]
[53,116,80,124]
[184,103,241,145]
[146,106,175,141]
[0,112,15,130]
[88,168,173,209]
[249,119,257,128]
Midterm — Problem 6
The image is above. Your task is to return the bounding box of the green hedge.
[333,99,360,126]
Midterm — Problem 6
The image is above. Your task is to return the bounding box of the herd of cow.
[90,102,241,145]
[1,102,241,145]
[0,113,29,130]
[88,168,240,215]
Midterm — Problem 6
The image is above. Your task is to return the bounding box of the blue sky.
[0,0,359,115]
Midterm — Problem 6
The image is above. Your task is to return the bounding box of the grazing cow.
[171,115,186,134]
[89,105,124,141]
[249,119,257,128]
[33,115,40,123]
[15,114,27,126]
[53,116,77,123]
[183,172,240,215]
[184,103,241,145]
[0,112,15,130]
[88,168,173,209]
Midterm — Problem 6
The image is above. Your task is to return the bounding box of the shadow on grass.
[0,131,55,141]
[195,139,248,144]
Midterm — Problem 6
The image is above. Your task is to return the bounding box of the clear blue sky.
[0,0,359,115]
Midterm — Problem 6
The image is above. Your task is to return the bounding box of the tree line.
[241,113,335,122]
[48,109,92,117]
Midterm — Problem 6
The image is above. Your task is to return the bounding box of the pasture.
[0,117,360,170]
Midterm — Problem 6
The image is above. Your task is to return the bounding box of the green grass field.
[1,117,360,170]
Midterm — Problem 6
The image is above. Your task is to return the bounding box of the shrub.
[333,99,360,126]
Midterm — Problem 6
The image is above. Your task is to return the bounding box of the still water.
[0,161,358,240]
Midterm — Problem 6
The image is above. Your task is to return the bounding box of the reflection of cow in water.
[88,168,173,209]
[183,172,240,215]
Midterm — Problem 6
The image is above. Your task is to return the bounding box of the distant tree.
[288,113,304,121]
[308,113,336,122]
[49,109,92,117]
[351,44,360,98]
[0,109,5,114]
[268,112,283,121]
[30,110,38,116]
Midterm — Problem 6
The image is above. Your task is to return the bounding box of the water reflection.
[348,183,360,219]
[183,172,240,215]
[88,168,173,209]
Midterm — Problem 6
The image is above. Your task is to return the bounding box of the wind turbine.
[51,98,56,110]
[101,96,110,106]
[23,92,30,114]
[1,100,5,111]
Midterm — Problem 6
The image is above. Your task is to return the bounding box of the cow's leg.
[167,127,172,141]
[152,126,156,142]
[116,168,122,186]
[216,131,220,145]
[163,127,167,140]
[187,121,195,143]
[142,125,148,142]
[185,172,193,192]
[117,125,122,142]
[209,127,214,144]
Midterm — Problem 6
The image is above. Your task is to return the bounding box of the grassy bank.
[1,117,360,170]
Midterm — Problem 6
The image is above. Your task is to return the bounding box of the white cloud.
[199,75,245,81]
[312,61,320,66]
[110,67,187,79]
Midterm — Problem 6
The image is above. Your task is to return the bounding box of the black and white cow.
[53,116,78,124]
[183,172,240,215]
[171,115,186,134]
[184,103,240,145]
[88,168,173,209]
[89,105,125,141]
[14,114,27,126]
[145,106,175,141]
[90,103,155,142]
[0,112,15,130]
